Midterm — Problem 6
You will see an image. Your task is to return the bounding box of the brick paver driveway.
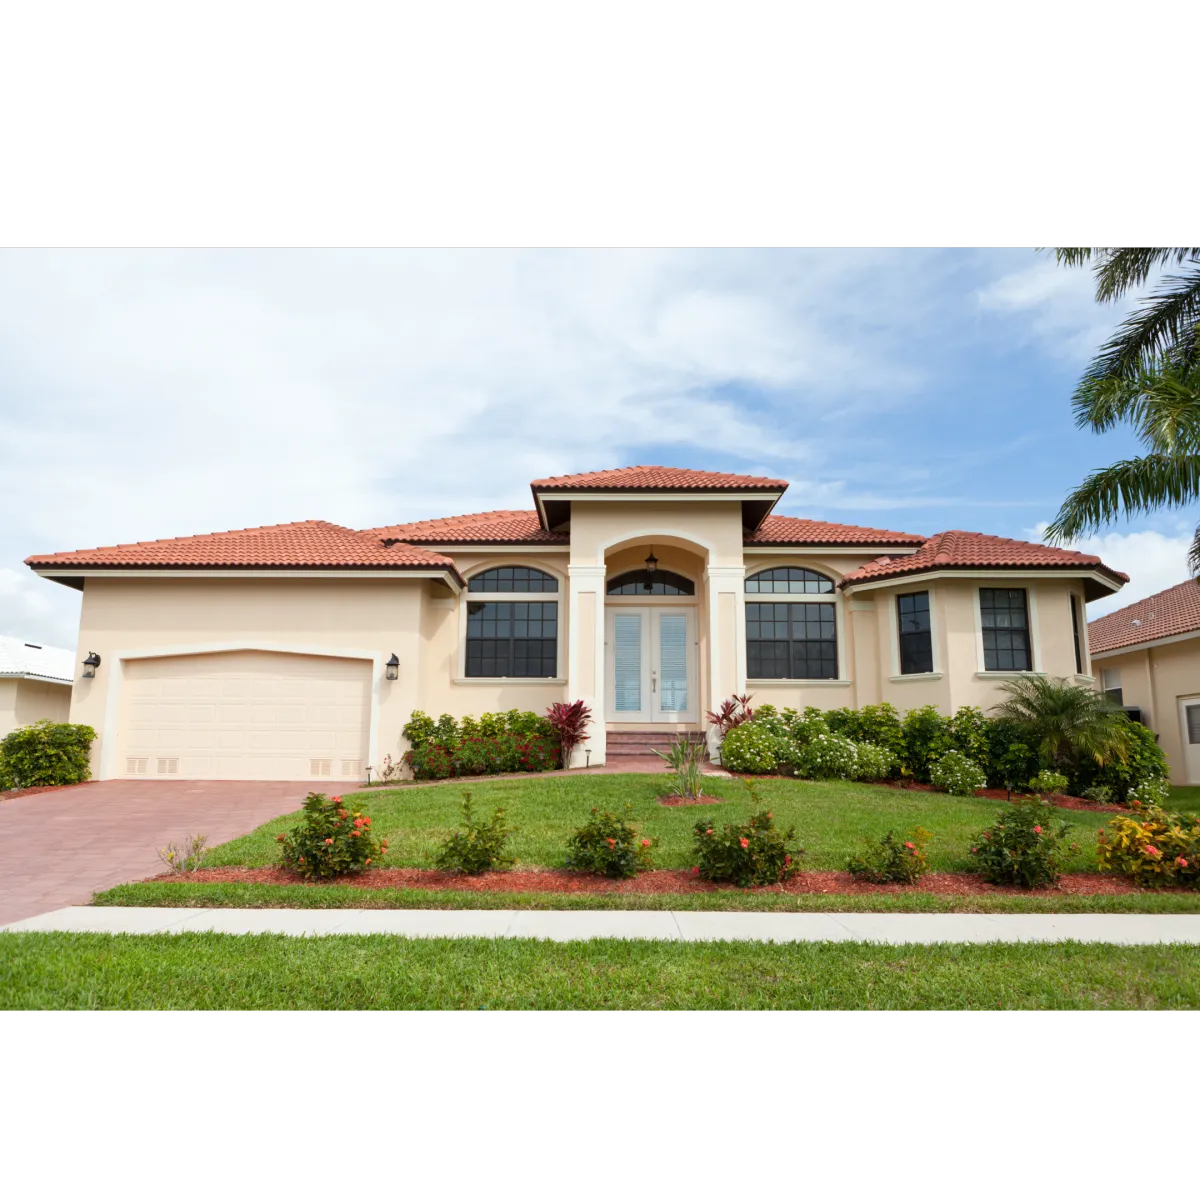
[0,780,310,925]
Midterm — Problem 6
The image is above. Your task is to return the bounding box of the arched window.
[467,566,558,593]
[607,569,695,596]
[745,567,838,679]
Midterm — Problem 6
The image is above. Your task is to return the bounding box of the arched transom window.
[744,567,838,679]
[468,566,558,593]
[607,569,695,595]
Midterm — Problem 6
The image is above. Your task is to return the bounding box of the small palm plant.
[991,675,1131,778]
[654,734,706,800]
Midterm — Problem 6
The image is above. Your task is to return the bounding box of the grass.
[204,773,1116,874]
[1171,785,1200,814]
[4,932,1199,1008]
[95,880,1200,914]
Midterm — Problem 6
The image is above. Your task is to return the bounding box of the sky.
[1,247,1194,653]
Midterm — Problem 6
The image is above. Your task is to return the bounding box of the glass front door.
[605,606,696,722]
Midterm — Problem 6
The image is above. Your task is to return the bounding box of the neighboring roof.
[0,636,74,684]
[530,466,790,492]
[26,520,463,582]
[1087,578,1200,654]
[837,529,1129,599]
[747,515,926,547]
[363,510,568,545]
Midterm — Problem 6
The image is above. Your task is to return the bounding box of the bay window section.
[980,587,1031,672]
[897,591,933,675]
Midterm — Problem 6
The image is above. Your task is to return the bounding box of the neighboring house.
[0,636,74,739]
[25,466,1127,782]
[1088,579,1200,786]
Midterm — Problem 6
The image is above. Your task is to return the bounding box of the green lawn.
[3,932,1198,1009]
[205,773,1115,874]
[1172,785,1200,814]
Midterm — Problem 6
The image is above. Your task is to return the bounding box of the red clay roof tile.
[26,520,461,578]
[1087,578,1200,654]
[836,530,1128,590]
[747,516,925,546]
[362,510,567,544]
[531,466,789,491]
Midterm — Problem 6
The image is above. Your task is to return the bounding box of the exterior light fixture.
[82,651,101,678]
[585,749,591,769]
[385,653,400,681]
[365,765,373,785]
[644,548,658,575]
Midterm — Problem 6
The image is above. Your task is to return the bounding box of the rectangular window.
[980,588,1031,672]
[1102,668,1123,708]
[1187,704,1200,745]
[1070,594,1084,674]
[897,591,933,675]
[465,601,557,677]
[746,601,837,679]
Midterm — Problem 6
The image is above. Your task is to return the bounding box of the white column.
[567,564,608,766]
[703,564,746,759]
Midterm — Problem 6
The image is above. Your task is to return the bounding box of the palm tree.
[1046,248,1200,573]
[992,675,1130,775]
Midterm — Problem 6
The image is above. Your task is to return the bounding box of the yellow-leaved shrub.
[1095,806,1200,889]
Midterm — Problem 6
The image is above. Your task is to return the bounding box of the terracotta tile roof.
[747,515,926,547]
[531,466,789,491]
[26,520,462,578]
[362,510,568,545]
[1087,578,1200,654]
[836,530,1129,591]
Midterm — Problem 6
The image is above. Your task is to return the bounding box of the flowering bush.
[1028,769,1070,796]
[782,707,832,744]
[278,792,386,879]
[825,702,906,759]
[565,806,656,878]
[1096,806,1200,888]
[929,750,987,796]
[693,809,803,888]
[404,742,455,780]
[1127,777,1172,808]
[900,705,953,781]
[846,827,931,884]
[968,799,1073,888]
[402,708,560,778]
[795,732,859,780]
[717,720,780,773]
[0,720,97,790]
[451,733,559,776]
[435,793,516,874]
[1081,784,1115,805]
[1071,720,1168,801]
[852,742,896,781]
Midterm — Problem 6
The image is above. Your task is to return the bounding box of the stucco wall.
[0,677,72,739]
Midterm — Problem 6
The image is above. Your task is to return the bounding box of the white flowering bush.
[749,703,791,739]
[718,720,779,773]
[852,742,896,781]
[1127,777,1171,808]
[783,707,831,744]
[795,732,859,780]
[930,749,987,797]
[1028,769,1069,796]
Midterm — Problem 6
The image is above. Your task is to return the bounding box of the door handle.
[652,671,657,693]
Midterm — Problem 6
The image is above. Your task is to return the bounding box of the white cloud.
[0,568,79,651]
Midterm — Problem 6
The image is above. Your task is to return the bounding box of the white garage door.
[119,651,372,781]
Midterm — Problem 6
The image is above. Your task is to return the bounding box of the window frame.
[895,589,936,676]
[1069,592,1085,675]
[456,565,565,682]
[606,568,695,596]
[744,566,844,682]
[977,586,1034,673]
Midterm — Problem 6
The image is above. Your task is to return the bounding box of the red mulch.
[879,779,1125,814]
[1,781,97,803]
[657,794,724,806]
[151,864,1147,896]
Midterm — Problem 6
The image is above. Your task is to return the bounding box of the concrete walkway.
[6,906,1200,944]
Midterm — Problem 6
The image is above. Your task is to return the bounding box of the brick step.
[606,731,709,758]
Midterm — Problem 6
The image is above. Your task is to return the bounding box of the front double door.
[605,605,697,722]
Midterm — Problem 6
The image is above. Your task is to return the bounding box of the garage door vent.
[310,758,332,777]
[341,759,362,779]
[126,756,149,775]
[157,757,179,775]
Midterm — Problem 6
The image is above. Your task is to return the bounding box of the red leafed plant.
[545,700,593,769]
[707,694,755,736]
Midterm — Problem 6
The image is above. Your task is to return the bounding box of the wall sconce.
[644,547,658,575]
[385,653,399,681]
[82,651,101,679]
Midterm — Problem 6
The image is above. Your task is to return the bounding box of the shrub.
[435,793,516,874]
[782,707,832,745]
[852,741,896,781]
[402,710,437,749]
[795,732,859,780]
[1081,784,1115,805]
[1096,805,1200,889]
[827,703,905,759]
[1028,769,1069,796]
[990,730,1042,791]
[156,833,209,874]
[0,720,96,789]
[968,798,1073,888]
[929,749,987,796]
[451,733,558,777]
[717,720,779,773]
[404,742,455,780]
[402,708,561,778]
[565,806,656,878]
[707,693,755,736]
[900,705,952,782]
[654,734,706,800]
[846,827,931,884]
[948,706,991,772]
[749,703,790,739]
[278,792,387,879]
[1127,777,1172,808]
[545,699,592,768]
[693,808,803,888]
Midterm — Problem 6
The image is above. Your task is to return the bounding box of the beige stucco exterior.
[0,676,73,739]
[46,491,1119,781]
[1090,635,1200,785]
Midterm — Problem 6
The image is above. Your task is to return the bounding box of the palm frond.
[1044,453,1200,543]
[1190,523,1200,578]
[1071,360,1200,451]
[1055,248,1200,302]
[991,675,1130,769]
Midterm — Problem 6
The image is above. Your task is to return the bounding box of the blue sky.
[1,247,1193,651]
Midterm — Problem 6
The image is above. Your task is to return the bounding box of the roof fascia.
[1089,628,1200,658]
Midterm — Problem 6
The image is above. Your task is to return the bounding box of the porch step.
[605,731,709,758]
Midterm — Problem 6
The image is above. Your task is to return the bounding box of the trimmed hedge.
[401,709,561,780]
[0,720,96,790]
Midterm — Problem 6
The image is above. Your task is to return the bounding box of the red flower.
[1033,825,1043,834]
[784,855,791,865]
[705,828,714,836]
[692,866,700,875]
[351,831,360,838]
[641,839,650,848]
[1176,857,1189,868]
[739,837,749,849]
[364,817,371,825]
[354,818,364,827]
[606,838,616,848]
[767,812,773,819]
[904,842,915,850]
[1144,845,1161,856]
[324,838,333,845]
[331,796,342,803]
[970,847,978,853]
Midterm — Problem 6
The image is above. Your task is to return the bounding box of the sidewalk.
[6,906,1200,944]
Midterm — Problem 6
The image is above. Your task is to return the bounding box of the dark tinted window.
[897,591,933,675]
[745,567,834,594]
[465,601,557,677]
[746,601,837,679]
[980,588,1030,672]
[467,567,558,592]
[607,569,694,595]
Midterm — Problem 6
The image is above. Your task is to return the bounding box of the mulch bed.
[879,779,1126,813]
[657,794,723,806]
[148,864,1147,896]
[1,781,97,803]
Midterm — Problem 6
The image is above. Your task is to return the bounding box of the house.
[0,636,74,739]
[1088,579,1200,786]
[25,466,1127,782]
